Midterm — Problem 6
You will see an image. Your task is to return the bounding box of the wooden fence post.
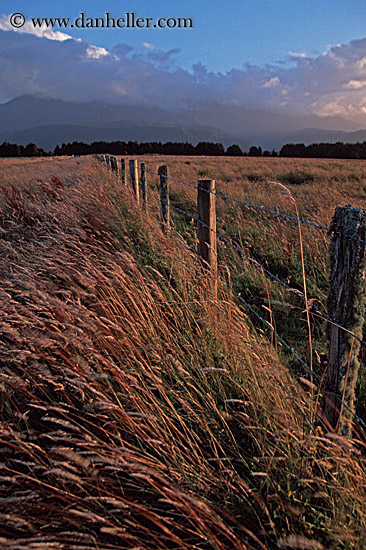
[110,156,118,174]
[140,162,147,210]
[129,159,140,203]
[158,165,169,232]
[197,179,217,297]
[321,205,366,435]
[121,159,126,186]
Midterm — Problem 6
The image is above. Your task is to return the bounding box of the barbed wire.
[213,191,330,232]
[169,203,366,347]
[144,166,330,231]
[145,168,199,190]
[222,275,366,431]
[97,155,366,432]
[144,164,366,245]
[99,157,366,341]
[171,224,366,432]
[145,161,366,330]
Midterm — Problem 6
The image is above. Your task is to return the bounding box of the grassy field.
[0,155,366,549]
[141,156,366,387]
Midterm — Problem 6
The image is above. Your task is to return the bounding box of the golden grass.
[138,155,366,376]
[0,155,365,549]
[136,155,364,286]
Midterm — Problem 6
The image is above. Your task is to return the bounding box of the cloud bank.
[1,15,366,125]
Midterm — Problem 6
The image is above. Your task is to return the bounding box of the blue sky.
[1,0,366,72]
[1,1,366,127]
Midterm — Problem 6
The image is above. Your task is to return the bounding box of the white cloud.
[262,77,280,88]
[315,99,348,117]
[356,57,366,70]
[288,51,307,59]
[0,22,366,126]
[0,14,72,41]
[85,45,110,59]
[142,42,155,50]
[344,79,366,89]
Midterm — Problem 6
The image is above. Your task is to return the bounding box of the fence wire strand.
[127,156,366,344]
[145,167,330,230]
[97,155,366,433]
[171,218,366,432]
[169,204,366,347]
[145,164,366,245]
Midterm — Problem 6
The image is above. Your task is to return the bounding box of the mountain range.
[1,95,366,152]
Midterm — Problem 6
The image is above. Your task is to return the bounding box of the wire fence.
[101,155,366,343]
[166,205,366,433]
[146,167,366,245]
[145,166,366,344]
[95,154,366,434]
[146,168,328,227]
[169,203,366,348]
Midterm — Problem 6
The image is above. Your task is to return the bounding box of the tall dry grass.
[0,156,365,549]
[140,155,366,382]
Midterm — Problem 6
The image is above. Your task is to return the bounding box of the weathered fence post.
[321,205,366,435]
[129,159,140,203]
[121,159,126,186]
[158,165,169,232]
[110,156,118,175]
[197,179,217,298]
[140,162,147,210]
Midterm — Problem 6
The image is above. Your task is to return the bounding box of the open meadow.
[0,154,366,549]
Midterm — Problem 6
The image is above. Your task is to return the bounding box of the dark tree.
[195,142,225,156]
[248,146,262,157]
[0,141,21,157]
[226,144,243,156]
[23,143,40,157]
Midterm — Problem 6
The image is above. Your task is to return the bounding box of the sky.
[1,0,366,125]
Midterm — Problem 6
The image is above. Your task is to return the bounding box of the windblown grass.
[0,156,366,549]
[141,155,366,386]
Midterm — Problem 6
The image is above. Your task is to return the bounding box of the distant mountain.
[245,128,366,151]
[1,95,366,152]
[5,122,230,152]
[183,103,366,150]
[0,95,200,133]
[0,96,230,151]
[185,103,363,135]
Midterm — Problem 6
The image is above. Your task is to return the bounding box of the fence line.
[143,165,366,340]
[169,203,366,348]
[145,166,366,245]
[94,154,366,434]
[144,168,330,232]
[170,210,366,433]
[97,157,366,334]
[96,156,366,345]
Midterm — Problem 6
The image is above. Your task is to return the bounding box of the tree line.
[279,142,366,159]
[1,139,366,159]
[0,141,49,157]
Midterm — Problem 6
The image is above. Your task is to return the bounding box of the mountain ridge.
[1,95,366,152]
